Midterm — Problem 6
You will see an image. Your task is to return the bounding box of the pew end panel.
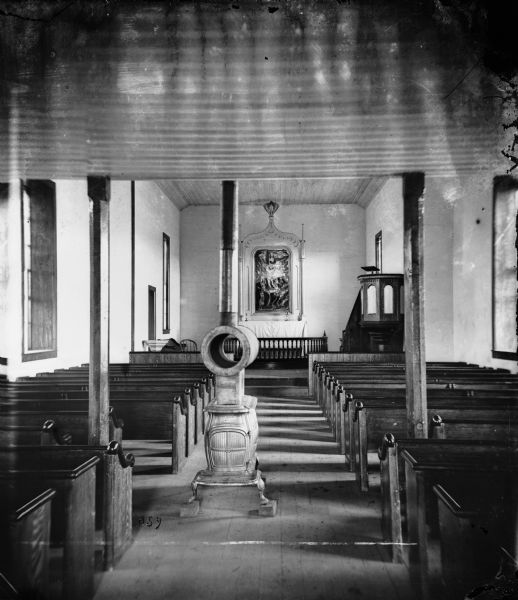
[185,388,196,457]
[432,483,509,600]
[103,441,135,569]
[0,453,100,600]
[378,434,406,564]
[400,443,518,600]
[172,396,187,474]
[352,401,369,492]
[2,488,56,599]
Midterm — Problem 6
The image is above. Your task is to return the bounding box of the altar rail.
[225,336,328,361]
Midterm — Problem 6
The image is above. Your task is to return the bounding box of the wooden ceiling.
[155,177,387,208]
[0,0,509,183]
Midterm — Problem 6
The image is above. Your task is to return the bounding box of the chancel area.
[0,1,518,599]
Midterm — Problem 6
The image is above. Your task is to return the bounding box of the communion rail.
[224,336,328,361]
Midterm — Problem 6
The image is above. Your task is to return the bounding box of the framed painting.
[254,248,290,313]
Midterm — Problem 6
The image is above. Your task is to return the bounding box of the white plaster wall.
[424,177,454,361]
[180,206,220,346]
[6,179,181,378]
[8,180,91,378]
[2,181,23,378]
[365,176,455,361]
[180,204,365,351]
[109,181,132,362]
[365,178,403,272]
[134,181,181,350]
[0,184,11,369]
[451,173,517,372]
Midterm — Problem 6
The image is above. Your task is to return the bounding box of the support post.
[403,173,427,438]
[130,180,135,352]
[88,176,110,445]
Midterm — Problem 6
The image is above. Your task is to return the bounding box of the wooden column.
[88,176,110,445]
[130,180,135,352]
[403,173,427,438]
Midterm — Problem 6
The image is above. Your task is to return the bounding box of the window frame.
[162,232,170,334]
[375,230,382,273]
[21,179,58,362]
[492,176,518,361]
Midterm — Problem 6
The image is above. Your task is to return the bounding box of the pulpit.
[357,269,404,352]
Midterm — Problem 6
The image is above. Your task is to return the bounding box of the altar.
[240,319,307,338]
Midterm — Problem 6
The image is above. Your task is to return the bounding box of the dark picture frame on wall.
[492,176,518,360]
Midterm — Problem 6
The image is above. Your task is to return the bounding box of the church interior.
[0,1,517,599]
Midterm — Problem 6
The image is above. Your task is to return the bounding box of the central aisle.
[93,369,413,600]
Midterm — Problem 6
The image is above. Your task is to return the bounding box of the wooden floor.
[93,369,414,600]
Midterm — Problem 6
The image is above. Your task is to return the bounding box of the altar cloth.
[239,320,307,338]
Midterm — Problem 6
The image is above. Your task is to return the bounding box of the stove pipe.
[219,181,239,327]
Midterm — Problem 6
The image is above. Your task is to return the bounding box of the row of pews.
[0,362,212,599]
[312,360,518,600]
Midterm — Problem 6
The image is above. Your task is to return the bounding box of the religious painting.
[254,248,290,312]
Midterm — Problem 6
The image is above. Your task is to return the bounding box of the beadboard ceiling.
[0,0,509,183]
[155,177,387,209]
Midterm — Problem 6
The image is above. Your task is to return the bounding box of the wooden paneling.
[88,175,110,446]
[0,1,505,181]
[403,173,427,438]
[155,177,384,207]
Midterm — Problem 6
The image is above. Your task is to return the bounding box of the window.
[492,177,518,359]
[383,285,394,314]
[149,285,157,340]
[375,231,382,272]
[21,180,57,361]
[367,284,377,314]
[162,233,170,333]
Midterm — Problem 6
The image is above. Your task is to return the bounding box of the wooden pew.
[320,380,516,479]
[401,441,518,600]
[6,362,211,472]
[1,487,56,599]
[327,382,518,466]
[314,366,518,418]
[312,361,517,488]
[351,397,518,490]
[0,449,100,600]
[9,381,206,455]
[377,437,518,599]
[0,407,124,446]
[433,483,515,600]
[313,361,518,405]
[2,397,188,474]
[0,442,134,577]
